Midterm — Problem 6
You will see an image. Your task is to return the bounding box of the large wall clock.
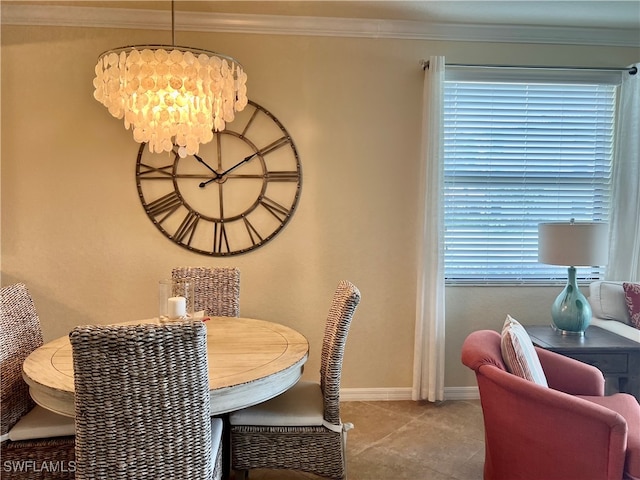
[136,100,302,256]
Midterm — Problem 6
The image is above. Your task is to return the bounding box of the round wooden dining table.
[22,316,309,417]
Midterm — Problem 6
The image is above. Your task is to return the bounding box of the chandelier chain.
[171,0,175,47]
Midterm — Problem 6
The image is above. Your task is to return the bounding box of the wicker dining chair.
[229,280,361,480]
[69,321,222,480]
[172,266,240,317]
[1,283,76,479]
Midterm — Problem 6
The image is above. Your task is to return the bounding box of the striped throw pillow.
[500,315,548,387]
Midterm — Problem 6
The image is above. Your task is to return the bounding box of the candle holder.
[158,278,195,322]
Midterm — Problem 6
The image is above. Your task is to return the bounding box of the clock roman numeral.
[259,196,290,223]
[239,106,260,137]
[146,192,182,223]
[138,163,174,180]
[212,222,230,254]
[266,171,299,182]
[242,216,263,246]
[174,211,199,245]
[257,136,291,157]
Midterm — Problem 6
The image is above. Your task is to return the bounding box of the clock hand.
[194,154,220,177]
[169,147,221,188]
[198,152,258,189]
[199,177,218,188]
[218,152,259,178]
[195,154,224,188]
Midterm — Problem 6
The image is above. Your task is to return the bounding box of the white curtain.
[607,64,640,281]
[412,56,446,402]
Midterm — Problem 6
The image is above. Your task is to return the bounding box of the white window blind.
[444,79,616,284]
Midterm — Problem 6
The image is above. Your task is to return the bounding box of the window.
[444,69,617,285]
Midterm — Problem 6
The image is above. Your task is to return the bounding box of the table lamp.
[538,220,609,336]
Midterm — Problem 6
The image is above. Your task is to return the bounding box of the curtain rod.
[419,60,637,75]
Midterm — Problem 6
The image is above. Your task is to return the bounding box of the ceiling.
[7,1,640,30]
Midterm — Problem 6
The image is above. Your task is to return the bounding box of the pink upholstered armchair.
[461,330,639,480]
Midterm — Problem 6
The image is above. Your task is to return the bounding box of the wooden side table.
[525,325,640,402]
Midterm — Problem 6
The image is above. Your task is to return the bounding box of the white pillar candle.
[168,296,187,319]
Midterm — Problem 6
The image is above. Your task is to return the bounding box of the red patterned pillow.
[622,282,640,329]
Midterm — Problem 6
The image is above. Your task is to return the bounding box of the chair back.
[320,280,361,426]
[70,321,213,480]
[0,283,43,437]
[172,266,240,317]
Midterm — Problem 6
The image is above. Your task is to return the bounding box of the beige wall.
[2,22,637,392]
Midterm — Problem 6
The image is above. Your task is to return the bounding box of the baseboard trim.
[444,386,480,400]
[341,386,479,402]
[340,388,413,401]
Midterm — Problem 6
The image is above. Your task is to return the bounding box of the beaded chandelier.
[92,4,247,157]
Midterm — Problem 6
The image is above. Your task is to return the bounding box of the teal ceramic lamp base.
[551,266,592,336]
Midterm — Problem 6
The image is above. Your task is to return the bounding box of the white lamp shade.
[538,222,609,266]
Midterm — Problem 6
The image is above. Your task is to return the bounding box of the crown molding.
[2,5,638,47]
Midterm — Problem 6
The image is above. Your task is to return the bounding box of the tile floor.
[231,399,485,480]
